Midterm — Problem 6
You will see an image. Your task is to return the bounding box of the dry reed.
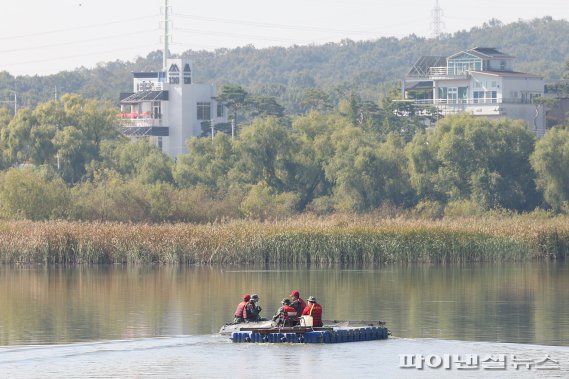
[1,215,567,265]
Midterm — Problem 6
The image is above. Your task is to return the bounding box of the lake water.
[1,262,569,377]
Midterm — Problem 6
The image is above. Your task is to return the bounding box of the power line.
[0,43,160,70]
[0,29,159,55]
[174,12,427,38]
[175,12,375,35]
[174,27,325,45]
[0,15,158,41]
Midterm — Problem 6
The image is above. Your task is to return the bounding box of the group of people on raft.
[233,290,323,327]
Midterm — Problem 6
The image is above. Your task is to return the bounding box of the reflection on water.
[2,337,569,378]
[1,262,568,346]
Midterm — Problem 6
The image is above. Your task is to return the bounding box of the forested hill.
[2,17,569,111]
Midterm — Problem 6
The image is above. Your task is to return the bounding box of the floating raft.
[230,325,389,344]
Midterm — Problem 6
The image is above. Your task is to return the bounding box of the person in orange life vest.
[272,298,299,326]
[245,294,263,321]
[302,296,323,327]
[233,294,251,323]
[289,290,306,317]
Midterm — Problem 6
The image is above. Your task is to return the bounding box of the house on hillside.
[402,47,545,136]
[118,58,227,158]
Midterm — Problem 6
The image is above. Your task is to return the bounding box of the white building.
[403,47,546,136]
[119,58,226,158]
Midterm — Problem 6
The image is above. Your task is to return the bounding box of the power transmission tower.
[431,0,445,39]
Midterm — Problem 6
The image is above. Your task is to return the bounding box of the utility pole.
[1,91,17,115]
[431,0,444,39]
[162,0,170,71]
[13,92,17,115]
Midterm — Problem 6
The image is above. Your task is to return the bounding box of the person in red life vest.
[302,296,323,327]
[272,298,299,326]
[245,294,264,322]
[233,294,251,323]
[289,290,306,317]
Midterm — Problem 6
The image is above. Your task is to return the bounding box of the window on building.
[438,87,447,103]
[216,103,224,118]
[458,87,467,103]
[447,55,483,75]
[500,60,506,71]
[152,101,161,119]
[447,87,458,104]
[197,102,211,120]
[473,91,483,103]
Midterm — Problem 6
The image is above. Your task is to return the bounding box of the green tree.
[70,170,149,222]
[94,139,173,184]
[290,112,346,210]
[1,109,35,165]
[250,96,285,118]
[173,133,236,190]
[325,126,412,212]
[232,117,295,193]
[58,94,119,148]
[32,100,68,129]
[379,88,435,141]
[215,84,250,133]
[563,58,569,79]
[407,114,538,211]
[28,124,57,165]
[530,128,569,211]
[300,88,333,113]
[406,131,441,201]
[54,126,96,183]
[240,183,299,220]
[0,167,69,220]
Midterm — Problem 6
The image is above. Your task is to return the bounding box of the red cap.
[243,294,251,301]
[290,290,300,297]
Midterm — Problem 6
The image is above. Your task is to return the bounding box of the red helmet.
[290,290,300,298]
[243,294,251,301]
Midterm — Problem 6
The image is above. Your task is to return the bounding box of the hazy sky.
[1,0,567,76]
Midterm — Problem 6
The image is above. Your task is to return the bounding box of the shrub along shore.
[1,215,568,265]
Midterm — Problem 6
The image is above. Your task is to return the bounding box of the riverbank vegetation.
[1,65,569,265]
[1,215,568,265]
[1,92,569,222]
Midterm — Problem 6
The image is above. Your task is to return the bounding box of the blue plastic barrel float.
[231,326,389,343]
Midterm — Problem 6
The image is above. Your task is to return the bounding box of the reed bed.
[0,215,568,265]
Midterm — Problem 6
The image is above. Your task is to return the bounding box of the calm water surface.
[1,262,568,377]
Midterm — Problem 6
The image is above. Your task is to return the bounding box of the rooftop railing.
[118,117,163,128]
[410,97,536,105]
[406,67,469,80]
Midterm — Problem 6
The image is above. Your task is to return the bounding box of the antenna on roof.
[431,0,445,39]
[162,0,171,71]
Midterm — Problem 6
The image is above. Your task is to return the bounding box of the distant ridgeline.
[1,17,569,112]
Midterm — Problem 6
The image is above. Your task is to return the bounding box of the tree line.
[0,87,568,222]
[2,17,569,114]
